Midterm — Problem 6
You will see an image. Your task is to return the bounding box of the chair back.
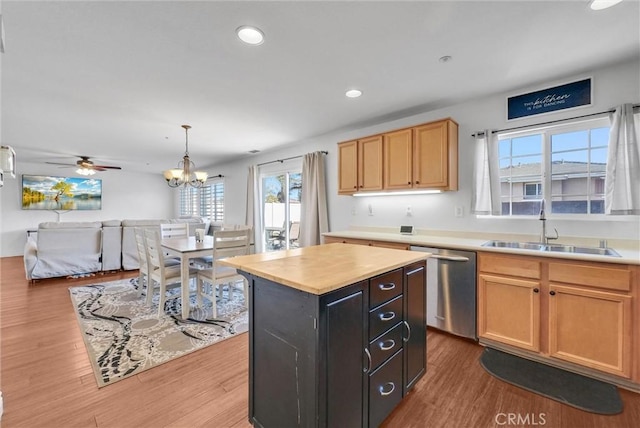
[144,228,166,278]
[160,222,188,239]
[134,227,149,271]
[213,228,251,262]
[289,222,300,241]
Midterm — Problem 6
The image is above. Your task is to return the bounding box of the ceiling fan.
[46,156,122,174]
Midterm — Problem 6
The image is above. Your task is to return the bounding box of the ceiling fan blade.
[45,162,75,167]
[93,165,122,170]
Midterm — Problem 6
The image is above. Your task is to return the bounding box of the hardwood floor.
[1,255,639,427]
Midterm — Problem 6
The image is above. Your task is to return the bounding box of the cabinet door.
[358,135,384,191]
[325,288,366,427]
[478,274,541,352]
[338,140,358,194]
[384,128,413,190]
[548,284,632,378]
[403,262,426,392]
[413,120,458,190]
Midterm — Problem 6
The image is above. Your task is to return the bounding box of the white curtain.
[245,165,264,252]
[605,104,640,215]
[471,130,501,215]
[299,151,329,247]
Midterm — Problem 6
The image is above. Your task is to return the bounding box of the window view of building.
[498,118,609,216]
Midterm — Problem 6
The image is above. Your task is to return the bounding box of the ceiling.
[2,0,639,174]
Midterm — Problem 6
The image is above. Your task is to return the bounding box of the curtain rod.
[257,150,328,167]
[471,103,640,137]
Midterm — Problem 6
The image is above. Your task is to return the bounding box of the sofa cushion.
[39,221,103,229]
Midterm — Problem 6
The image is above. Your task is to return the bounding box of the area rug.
[69,278,248,387]
[480,347,623,414]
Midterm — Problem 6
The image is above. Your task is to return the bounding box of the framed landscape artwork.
[22,174,102,210]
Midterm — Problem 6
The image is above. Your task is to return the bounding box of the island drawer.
[370,295,403,340]
[368,349,403,428]
[370,268,403,308]
[369,322,403,371]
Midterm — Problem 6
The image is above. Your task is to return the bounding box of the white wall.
[215,59,640,243]
[2,59,638,257]
[0,162,175,256]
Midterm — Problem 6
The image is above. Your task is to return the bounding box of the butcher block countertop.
[218,243,429,295]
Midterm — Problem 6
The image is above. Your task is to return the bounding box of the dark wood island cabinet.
[220,243,429,427]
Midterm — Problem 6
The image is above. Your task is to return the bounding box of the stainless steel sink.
[482,240,546,251]
[481,240,621,257]
[544,244,621,257]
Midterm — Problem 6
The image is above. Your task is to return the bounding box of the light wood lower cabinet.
[478,252,636,381]
[548,284,632,377]
[478,274,540,352]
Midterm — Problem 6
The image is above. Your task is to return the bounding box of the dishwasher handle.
[430,254,470,262]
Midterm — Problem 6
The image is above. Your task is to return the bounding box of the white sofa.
[24,217,207,280]
[24,221,104,280]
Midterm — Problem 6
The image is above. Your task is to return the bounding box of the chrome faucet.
[539,199,559,244]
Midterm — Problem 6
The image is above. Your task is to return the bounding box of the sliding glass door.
[260,162,302,252]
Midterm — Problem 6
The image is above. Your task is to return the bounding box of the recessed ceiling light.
[345,89,363,98]
[589,0,623,10]
[236,26,265,45]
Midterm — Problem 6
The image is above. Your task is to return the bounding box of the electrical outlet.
[351,208,356,215]
[455,206,464,217]
[368,204,373,216]
[406,205,412,216]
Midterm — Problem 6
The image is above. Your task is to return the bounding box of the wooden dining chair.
[196,228,251,318]
[134,227,181,298]
[144,228,198,317]
[160,222,189,239]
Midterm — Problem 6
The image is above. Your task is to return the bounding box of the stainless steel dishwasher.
[410,246,477,339]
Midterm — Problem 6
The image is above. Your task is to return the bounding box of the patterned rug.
[69,277,248,387]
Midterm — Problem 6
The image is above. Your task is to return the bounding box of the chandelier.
[163,124,208,188]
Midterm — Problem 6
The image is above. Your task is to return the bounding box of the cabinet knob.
[408,181,411,185]
[416,181,420,184]
[379,312,396,322]
[363,348,372,373]
[353,185,357,189]
[378,282,396,291]
[379,382,396,396]
[379,339,396,351]
[550,290,556,296]
[533,288,539,293]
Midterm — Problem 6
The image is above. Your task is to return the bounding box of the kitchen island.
[220,243,429,427]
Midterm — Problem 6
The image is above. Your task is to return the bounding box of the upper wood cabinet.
[384,128,413,190]
[339,118,458,195]
[413,119,458,190]
[338,136,383,194]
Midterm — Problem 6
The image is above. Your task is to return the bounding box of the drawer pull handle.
[379,382,395,396]
[379,282,396,291]
[363,348,372,373]
[403,320,411,342]
[379,339,396,351]
[379,312,396,322]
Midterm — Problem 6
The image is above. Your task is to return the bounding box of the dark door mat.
[480,347,623,415]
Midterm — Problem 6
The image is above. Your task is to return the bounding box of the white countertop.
[323,230,640,265]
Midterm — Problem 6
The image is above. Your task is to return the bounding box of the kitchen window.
[179,176,224,222]
[498,117,610,216]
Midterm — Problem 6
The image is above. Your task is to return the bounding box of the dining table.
[161,235,214,319]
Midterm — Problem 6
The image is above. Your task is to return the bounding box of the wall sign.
[507,78,592,120]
